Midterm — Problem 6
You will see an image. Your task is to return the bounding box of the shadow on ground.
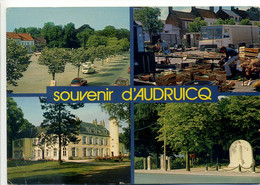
[8,165,130,184]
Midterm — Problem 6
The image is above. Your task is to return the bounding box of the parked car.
[70,78,87,86]
[82,62,95,74]
[114,77,130,86]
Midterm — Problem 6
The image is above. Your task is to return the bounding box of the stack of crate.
[155,72,177,86]
[239,47,260,77]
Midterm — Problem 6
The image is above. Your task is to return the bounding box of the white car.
[82,63,95,74]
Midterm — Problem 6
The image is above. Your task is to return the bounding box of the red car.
[70,78,87,86]
[114,77,130,86]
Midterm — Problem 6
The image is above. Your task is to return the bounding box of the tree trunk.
[77,66,80,78]
[52,72,55,81]
[58,104,62,165]
[186,151,190,171]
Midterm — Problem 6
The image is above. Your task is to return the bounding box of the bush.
[135,157,144,169]
[171,157,185,169]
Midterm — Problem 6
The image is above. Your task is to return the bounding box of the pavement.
[135,168,260,184]
[7,53,130,93]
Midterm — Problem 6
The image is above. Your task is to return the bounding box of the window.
[100,138,104,145]
[105,139,108,146]
[76,148,78,157]
[83,148,87,157]
[82,136,86,144]
[88,148,92,156]
[32,138,37,145]
[95,138,98,145]
[37,150,41,157]
[46,149,49,157]
[93,148,97,156]
[71,147,75,157]
[89,137,93,144]
[63,147,67,156]
[54,148,57,157]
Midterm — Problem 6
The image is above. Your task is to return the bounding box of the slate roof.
[194,8,218,19]
[80,122,109,136]
[222,9,241,18]
[247,11,260,21]
[171,10,196,20]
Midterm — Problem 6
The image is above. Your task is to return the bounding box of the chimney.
[231,6,235,11]
[209,7,214,12]
[219,6,222,11]
[168,7,173,14]
[93,119,97,126]
[100,120,105,127]
[191,6,196,12]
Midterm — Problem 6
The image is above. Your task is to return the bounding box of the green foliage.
[215,18,236,25]
[171,157,186,169]
[38,47,69,80]
[70,48,89,77]
[13,23,129,49]
[39,98,83,164]
[41,22,64,47]
[7,97,34,158]
[134,7,164,41]
[63,22,79,48]
[14,27,42,37]
[76,28,94,48]
[156,96,260,167]
[134,157,145,169]
[86,35,107,48]
[239,19,252,25]
[6,39,31,86]
[188,17,207,33]
[134,103,163,157]
[100,103,130,124]
[100,103,130,150]
[254,22,260,27]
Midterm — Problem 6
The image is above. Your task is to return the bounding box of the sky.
[12,97,128,132]
[160,6,251,20]
[6,7,129,32]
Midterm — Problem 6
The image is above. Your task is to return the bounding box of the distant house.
[7,32,35,53]
[231,7,260,25]
[216,7,241,22]
[191,7,218,25]
[160,20,181,45]
[33,36,47,51]
[166,7,196,38]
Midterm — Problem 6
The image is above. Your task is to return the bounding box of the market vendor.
[219,46,239,79]
[157,39,171,65]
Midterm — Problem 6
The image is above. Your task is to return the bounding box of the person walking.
[219,46,239,79]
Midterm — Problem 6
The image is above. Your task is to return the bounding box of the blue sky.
[160,6,251,20]
[12,97,128,132]
[6,7,129,32]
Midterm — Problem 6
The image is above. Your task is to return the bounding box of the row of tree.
[7,34,129,86]
[14,23,130,49]
[135,96,260,170]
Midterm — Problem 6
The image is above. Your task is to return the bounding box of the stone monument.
[228,140,254,168]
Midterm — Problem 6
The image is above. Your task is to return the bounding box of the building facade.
[7,32,35,53]
[12,119,126,161]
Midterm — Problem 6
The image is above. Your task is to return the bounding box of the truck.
[199,25,259,51]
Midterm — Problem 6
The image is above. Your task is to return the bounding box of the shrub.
[171,157,186,169]
[135,157,144,169]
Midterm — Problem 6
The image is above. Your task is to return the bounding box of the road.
[7,53,130,93]
[135,172,260,184]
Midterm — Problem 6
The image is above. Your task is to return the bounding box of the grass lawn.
[8,159,130,184]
